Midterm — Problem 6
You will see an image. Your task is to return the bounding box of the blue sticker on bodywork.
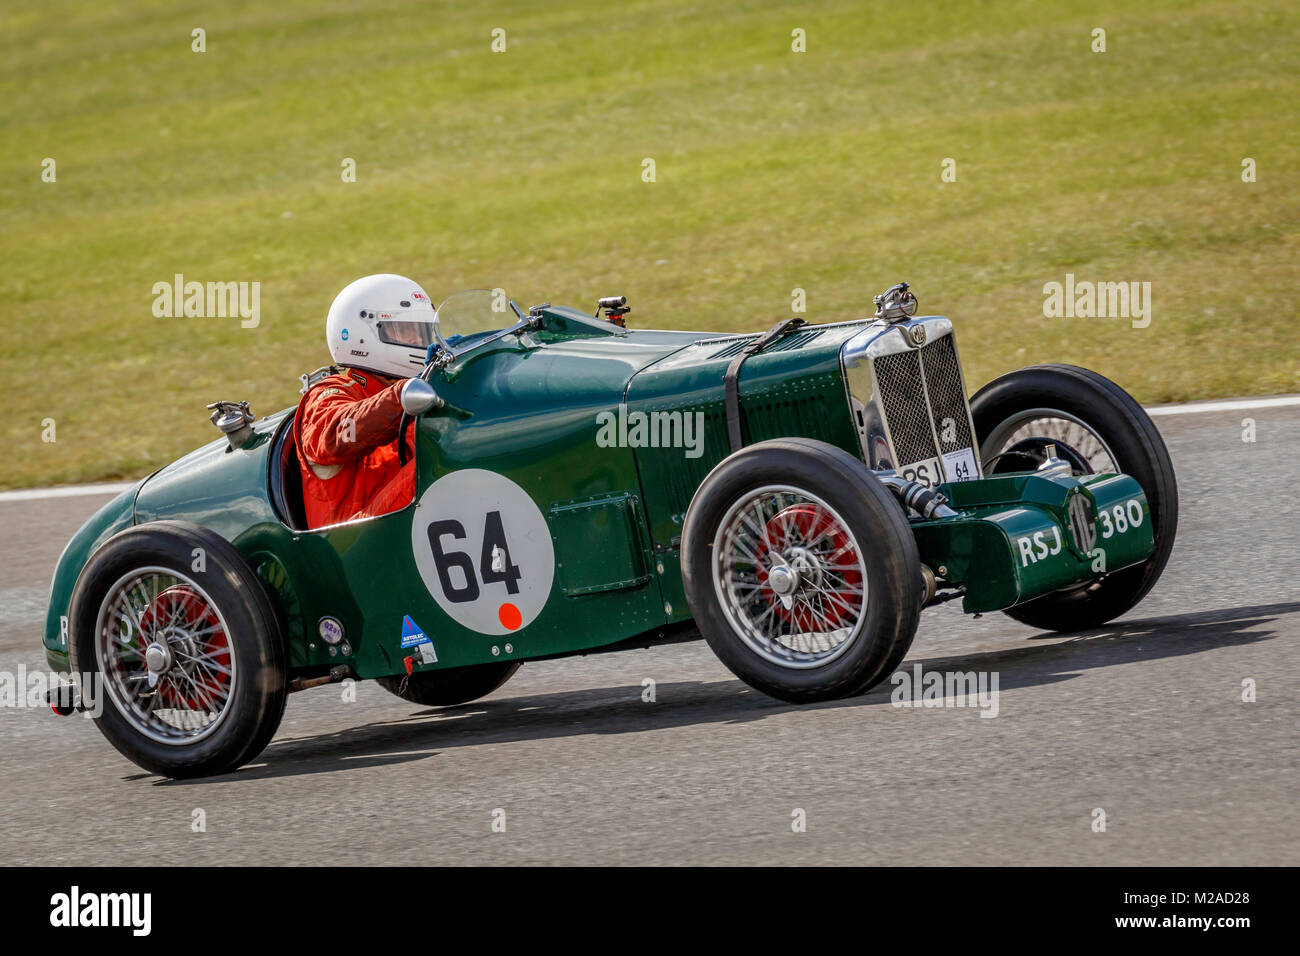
[400,614,433,648]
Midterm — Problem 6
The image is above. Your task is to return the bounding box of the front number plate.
[942,448,979,482]
[900,457,943,487]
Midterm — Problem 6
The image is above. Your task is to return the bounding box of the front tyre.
[970,364,1178,631]
[67,521,287,779]
[682,438,921,703]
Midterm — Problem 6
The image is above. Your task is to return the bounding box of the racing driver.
[295,274,437,528]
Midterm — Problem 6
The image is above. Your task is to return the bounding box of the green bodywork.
[913,472,1152,613]
[43,307,1154,677]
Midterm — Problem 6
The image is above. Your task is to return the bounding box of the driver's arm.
[299,378,406,466]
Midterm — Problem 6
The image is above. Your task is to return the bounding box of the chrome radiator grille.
[873,351,940,467]
[919,335,975,453]
[840,317,981,484]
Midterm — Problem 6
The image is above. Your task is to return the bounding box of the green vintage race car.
[43,283,1177,777]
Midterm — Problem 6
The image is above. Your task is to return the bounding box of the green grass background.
[1,0,1296,488]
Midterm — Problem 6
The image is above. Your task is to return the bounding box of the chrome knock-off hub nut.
[768,564,799,596]
[144,641,173,675]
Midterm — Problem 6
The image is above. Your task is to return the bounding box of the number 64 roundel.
[411,469,556,635]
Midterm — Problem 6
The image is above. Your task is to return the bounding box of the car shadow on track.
[153,600,1295,785]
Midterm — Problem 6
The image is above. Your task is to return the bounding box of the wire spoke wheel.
[980,407,1119,475]
[713,485,869,669]
[684,439,920,703]
[70,522,286,778]
[970,366,1179,632]
[95,566,238,745]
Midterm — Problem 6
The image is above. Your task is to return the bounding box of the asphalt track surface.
[1,401,1296,866]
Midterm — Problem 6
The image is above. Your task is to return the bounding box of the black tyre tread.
[68,521,287,778]
[376,662,520,707]
[682,437,921,703]
[970,365,1178,631]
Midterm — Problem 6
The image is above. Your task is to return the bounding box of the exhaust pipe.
[46,682,79,716]
[879,473,958,519]
[287,665,353,694]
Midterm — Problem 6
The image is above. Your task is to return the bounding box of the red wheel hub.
[753,504,863,632]
[138,585,231,709]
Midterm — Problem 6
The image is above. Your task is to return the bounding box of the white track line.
[1144,395,1300,416]
[1,395,1296,502]
[0,481,136,503]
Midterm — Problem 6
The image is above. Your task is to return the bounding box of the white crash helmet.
[324,274,437,378]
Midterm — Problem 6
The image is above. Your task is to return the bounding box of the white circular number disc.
[411,469,555,635]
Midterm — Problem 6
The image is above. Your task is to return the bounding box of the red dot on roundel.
[498,603,522,631]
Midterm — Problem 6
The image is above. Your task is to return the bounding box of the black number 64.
[427,511,522,604]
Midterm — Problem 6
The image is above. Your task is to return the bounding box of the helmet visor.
[376,318,436,348]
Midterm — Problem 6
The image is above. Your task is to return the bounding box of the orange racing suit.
[294,368,415,528]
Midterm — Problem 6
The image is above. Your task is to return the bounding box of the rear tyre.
[67,521,287,779]
[682,438,921,703]
[377,662,520,707]
[970,364,1178,631]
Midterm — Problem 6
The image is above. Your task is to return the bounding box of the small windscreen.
[434,289,516,353]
